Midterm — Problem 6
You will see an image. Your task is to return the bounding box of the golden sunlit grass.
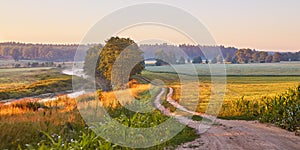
[0,84,150,116]
[0,83,197,149]
[77,84,151,110]
[139,71,300,114]
[170,82,299,113]
[0,68,73,100]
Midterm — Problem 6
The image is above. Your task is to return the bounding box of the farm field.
[146,62,300,76]
[140,64,300,137]
[0,62,299,149]
[142,63,300,114]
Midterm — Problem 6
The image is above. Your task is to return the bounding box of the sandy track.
[154,87,300,150]
[177,119,300,150]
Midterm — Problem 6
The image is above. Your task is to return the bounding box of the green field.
[142,63,300,132]
[142,63,300,113]
[0,68,73,100]
[146,62,300,76]
[0,67,52,73]
[0,62,299,149]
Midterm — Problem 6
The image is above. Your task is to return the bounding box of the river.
[3,68,87,105]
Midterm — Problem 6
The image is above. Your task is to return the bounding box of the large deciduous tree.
[83,44,103,76]
[272,52,280,63]
[225,53,232,63]
[259,52,268,63]
[84,37,145,91]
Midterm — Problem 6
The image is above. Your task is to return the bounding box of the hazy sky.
[0,0,299,51]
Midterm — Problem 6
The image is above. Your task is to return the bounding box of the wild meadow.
[0,83,197,149]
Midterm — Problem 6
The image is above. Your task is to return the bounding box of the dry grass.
[0,83,161,149]
[77,84,151,110]
[0,83,150,115]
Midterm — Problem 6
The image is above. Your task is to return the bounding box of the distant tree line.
[229,49,300,64]
[0,42,90,62]
[140,44,237,60]
[1,42,299,64]
[153,47,300,66]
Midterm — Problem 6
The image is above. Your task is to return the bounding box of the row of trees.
[232,49,281,64]
[13,62,60,68]
[154,50,225,65]
[153,49,297,66]
[0,42,89,62]
[2,42,299,63]
[140,44,237,61]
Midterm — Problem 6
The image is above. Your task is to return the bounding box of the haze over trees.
[1,42,299,64]
[178,56,186,64]
[225,53,232,63]
[0,42,89,62]
[192,56,202,64]
[232,49,300,64]
[154,50,177,66]
[216,55,223,63]
[83,44,103,76]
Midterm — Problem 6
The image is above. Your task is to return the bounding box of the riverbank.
[0,67,89,105]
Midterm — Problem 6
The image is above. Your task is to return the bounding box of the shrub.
[220,85,300,131]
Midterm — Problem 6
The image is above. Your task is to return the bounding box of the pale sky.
[0,0,299,51]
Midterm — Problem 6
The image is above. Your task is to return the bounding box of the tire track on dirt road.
[154,87,300,150]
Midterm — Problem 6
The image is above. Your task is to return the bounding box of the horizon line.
[0,41,299,53]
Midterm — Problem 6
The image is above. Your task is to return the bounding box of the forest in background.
[0,42,91,62]
[0,42,299,63]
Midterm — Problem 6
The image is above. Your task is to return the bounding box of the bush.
[220,85,300,131]
[259,86,300,131]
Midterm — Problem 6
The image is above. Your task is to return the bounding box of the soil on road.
[176,119,300,150]
[154,87,300,150]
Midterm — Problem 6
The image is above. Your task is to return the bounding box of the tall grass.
[0,84,198,149]
[220,85,300,131]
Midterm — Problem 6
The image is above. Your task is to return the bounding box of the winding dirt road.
[154,87,300,150]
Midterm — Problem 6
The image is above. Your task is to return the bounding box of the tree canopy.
[83,44,103,76]
[84,37,145,91]
[192,56,202,64]
[154,50,176,66]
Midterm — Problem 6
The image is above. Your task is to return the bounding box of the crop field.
[141,64,300,132]
[0,62,299,149]
[146,62,300,76]
[141,63,300,114]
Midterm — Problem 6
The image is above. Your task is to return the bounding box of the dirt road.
[155,87,300,150]
[177,119,300,150]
